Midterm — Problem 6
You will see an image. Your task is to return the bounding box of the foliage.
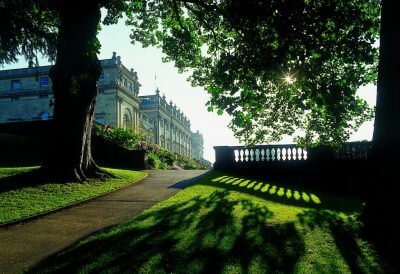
[155,148,176,166]
[127,0,380,147]
[93,124,206,170]
[28,171,388,273]
[176,155,207,170]
[146,151,163,169]
[0,0,57,66]
[0,167,146,224]
[93,124,141,149]
[0,0,132,67]
[146,149,208,170]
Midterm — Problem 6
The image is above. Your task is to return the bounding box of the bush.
[93,124,140,149]
[147,152,161,169]
[155,149,176,166]
[176,155,208,170]
[93,124,209,170]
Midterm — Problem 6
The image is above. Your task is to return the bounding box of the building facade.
[0,52,141,129]
[139,89,192,158]
[0,52,205,160]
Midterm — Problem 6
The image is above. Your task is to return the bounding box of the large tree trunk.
[362,0,400,261]
[45,1,103,181]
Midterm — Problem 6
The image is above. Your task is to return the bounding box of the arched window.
[123,108,132,129]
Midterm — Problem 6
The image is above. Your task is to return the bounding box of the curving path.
[0,170,209,274]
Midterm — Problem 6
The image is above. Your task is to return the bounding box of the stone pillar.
[214,146,235,171]
[117,97,123,127]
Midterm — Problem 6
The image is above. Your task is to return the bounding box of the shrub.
[155,149,176,166]
[147,152,161,169]
[93,124,140,149]
[176,155,208,170]
[93,124,209,170]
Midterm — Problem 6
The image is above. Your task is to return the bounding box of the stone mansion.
[0,52,205,161]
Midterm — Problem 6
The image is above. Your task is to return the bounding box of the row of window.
[159,118,189,132]
[9,74,137,96]
[100,72,138,96]
[10,77,49,91]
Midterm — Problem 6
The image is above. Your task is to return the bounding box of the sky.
[1,16,377,163]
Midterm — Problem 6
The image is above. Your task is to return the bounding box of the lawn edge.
[0,171,148,229]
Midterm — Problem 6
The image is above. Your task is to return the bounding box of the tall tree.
[0,0,128,181]
[361,0,400,252]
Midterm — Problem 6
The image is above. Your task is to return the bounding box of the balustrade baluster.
[250,149,254,161]
[240,149,244,162]
[351,145,356,159]
[282,148,287,160]
[357,145,362,159]
[245,149,249,162]
[234,150,239,162]
[271,148,275,161]
[255,149,260,161]
[344,147,348,159]
[277,148,281,161]
[296,148,301,160]
[287,148,292,160]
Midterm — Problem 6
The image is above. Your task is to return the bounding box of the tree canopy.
[127,0,380,147]
[1,0,380,148]
[0,0,130,67]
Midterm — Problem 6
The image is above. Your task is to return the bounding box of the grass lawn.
[0,167,146,224]
[27,171,388,274]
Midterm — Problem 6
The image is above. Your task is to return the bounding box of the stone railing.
[215,142,371,167]
[231,145,309,163]
[214,142,373,192]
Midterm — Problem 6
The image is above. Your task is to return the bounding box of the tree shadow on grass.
[28,190,305,273]
[0,167,116,194]
[199,173,363,213]
[0,168,53,194]
[298,209,388,274]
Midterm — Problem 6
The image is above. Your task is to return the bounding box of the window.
[40,77,49,87]
[129,82,132,91]
[99,72,105,80]
[96,117,105,124]
[123,113,131,129]
[98,89,105,94]
[11,80,21,90]
[40,112,50,120]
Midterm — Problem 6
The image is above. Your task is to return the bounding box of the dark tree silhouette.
[361,0,400,256]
